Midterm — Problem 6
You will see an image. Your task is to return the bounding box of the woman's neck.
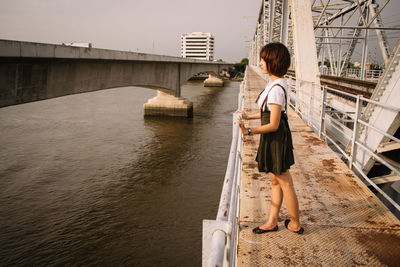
[269,74,282,82]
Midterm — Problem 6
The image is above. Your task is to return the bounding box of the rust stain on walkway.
[237,67,400,266]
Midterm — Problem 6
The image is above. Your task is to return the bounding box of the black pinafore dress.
[255,84,295,175]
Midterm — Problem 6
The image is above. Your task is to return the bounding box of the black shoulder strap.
[260,84,287,113]
[255,88,264,104]
[274,84,287,112]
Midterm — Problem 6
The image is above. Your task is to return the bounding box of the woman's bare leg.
[275,170,301,231]
[259,173,283,230]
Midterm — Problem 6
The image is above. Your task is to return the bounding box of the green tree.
[240,58,249,65]
[229,58,248,79]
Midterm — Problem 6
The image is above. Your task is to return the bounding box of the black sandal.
[252,225,278,234]
[284,219,304,234]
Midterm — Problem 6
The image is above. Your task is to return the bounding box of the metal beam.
[337,15,344,76]
[377,141,400,153]
[367,0,390,28]
[314,0,331,28]
[368,1,391,63]
[316,26,400,30]
[355,0,368,26]
[280,0,290,45]
[339,6,366,76]
[371,174,400,185]
[325,26,336,74]
[316,36,365,39]
[316,0,368,26]
[269,0,276,43]
[360,6,369,80]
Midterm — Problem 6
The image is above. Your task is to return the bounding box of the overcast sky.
[0,0,398,63]
[0,0,260,62]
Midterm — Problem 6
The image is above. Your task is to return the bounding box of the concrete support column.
[143,90,193,118]
[291,0,321,128]
[204,74,224,87]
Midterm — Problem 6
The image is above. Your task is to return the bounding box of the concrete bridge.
[0,39,233,117]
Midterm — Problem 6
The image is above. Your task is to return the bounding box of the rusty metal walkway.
[237,68,400,266]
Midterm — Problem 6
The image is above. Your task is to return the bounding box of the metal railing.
[286,74,400,213]
[319,67,384,80]
[202,69,245,267]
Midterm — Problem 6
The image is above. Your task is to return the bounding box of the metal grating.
[238,223,400,267]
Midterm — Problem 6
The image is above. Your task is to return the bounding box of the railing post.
[319,86,327,139]
[310,82,314,127]
[295,78,300,113]
[349,95,362,169]
[287,77,291,109]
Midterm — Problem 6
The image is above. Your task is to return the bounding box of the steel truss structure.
[249,0,399,80]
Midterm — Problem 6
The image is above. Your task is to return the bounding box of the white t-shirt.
[256,78,288,112]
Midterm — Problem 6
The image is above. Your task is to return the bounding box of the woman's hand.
[235,109,249,120]
[234,119,247,134]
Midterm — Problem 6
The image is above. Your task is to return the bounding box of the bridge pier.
[143,90,193,118]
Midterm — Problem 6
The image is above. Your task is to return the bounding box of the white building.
[181,32,214,61]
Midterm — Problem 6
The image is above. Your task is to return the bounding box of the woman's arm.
[235,104,281,135]
[235,109,261,120]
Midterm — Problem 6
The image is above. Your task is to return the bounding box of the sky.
[0,0,261,63]
[0,0,398,64]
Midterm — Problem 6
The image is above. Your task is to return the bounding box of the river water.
[0,80,239,266]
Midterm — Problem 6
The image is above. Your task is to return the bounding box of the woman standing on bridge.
[235,43,303,234]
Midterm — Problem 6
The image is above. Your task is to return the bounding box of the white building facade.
[181,32,214,61]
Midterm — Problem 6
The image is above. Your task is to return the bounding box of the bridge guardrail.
[287,75,400,213]
[202,68,246,267]
[319,67,384,80]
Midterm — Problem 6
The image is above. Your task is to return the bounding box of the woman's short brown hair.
[259,42,290,77]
